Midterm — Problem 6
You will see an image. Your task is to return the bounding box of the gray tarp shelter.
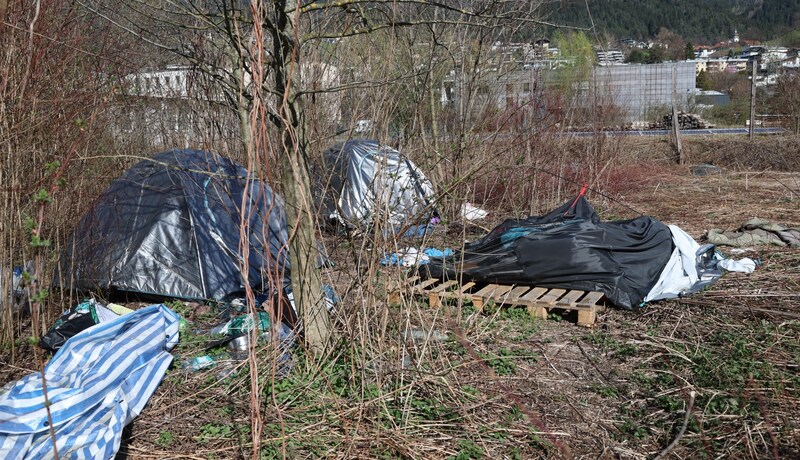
[57,149,290,301]
[316,139,437,232]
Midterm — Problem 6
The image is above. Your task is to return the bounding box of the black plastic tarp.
[57,149,290,301]
[423,196,675,309]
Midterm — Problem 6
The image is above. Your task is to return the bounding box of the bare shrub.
[691,136,800,171]
[0,1,123,347]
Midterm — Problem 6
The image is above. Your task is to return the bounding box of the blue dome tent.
[57,149,290,302]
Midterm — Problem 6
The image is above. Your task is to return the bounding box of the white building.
[116,63,341,149]
[440,61,697,124]
[125,66,192,99]
[763,47,789,63]
[695,48,715,59]
[782,55,800,69]
[695,58,749,74]
[596,49,625,65]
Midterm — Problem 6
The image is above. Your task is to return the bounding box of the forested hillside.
[541,0,800,44]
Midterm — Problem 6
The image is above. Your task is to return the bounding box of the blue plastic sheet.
[0,304,179,459]
[381,247,454,266]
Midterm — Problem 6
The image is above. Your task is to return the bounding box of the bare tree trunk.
[273,0,330,355]
[234,69,253,150]
[429,74,445,184]
[749,60,757,140]
[279,132,329,354]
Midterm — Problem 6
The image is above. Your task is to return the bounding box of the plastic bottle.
[182,355,215,372]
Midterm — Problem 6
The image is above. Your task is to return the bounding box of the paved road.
[568,127,785,137]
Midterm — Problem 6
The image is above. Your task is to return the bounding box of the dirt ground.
[2,164,799,460]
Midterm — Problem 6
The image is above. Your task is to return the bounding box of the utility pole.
[749,59,757,140]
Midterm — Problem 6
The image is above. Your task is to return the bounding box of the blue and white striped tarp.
[0,304,180,459]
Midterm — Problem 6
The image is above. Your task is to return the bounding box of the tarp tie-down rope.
[565,183,589,216]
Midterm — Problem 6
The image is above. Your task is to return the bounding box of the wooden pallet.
[392,277,605,326]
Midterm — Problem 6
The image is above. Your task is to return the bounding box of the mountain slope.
[541,0,800,44]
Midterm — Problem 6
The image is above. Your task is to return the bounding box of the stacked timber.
[650,112,715,130]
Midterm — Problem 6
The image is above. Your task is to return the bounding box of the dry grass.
[2,138,800,460]
[686,136,800,172]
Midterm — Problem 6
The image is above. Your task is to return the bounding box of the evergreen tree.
[684,43,695,60]
[697,70,712,90]
[627,48,648,64]
[646,46,666,64]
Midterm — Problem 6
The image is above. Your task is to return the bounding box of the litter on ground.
[381,247,455,267]
[460,202,489,221]
[706,218,800,247]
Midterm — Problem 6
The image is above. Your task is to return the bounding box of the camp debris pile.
[422,195,756,309]
[0,149,308,459]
